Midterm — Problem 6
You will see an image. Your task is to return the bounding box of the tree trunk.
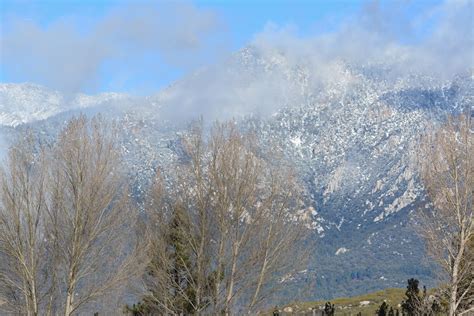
[249,223,273,311]
[214,238,226,312]
[30,279,38,316]
[65,290,74,316]
[65,268,76,316]
[225,243,240,315]
[23,279,31,316]
[250,255,268,310]
[449,238,466,316]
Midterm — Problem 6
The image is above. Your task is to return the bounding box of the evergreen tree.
[324,301,335,316]
[273,306,280,316]
[377,301,389,316]
[400,278,447,316]
[401,278,422,315]
[123,302,151,316]
[388,306,395,316]
[166,205,196,313]
[126,205,199,315]
[431,299,442,315]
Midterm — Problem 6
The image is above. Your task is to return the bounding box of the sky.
[0,0,471,96]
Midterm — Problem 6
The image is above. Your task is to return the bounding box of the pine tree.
[377,301,389,316]
[273,306,280,316]
[166,205,196,313]
[388,306,395,316]
[127,205,198,315]
[324,301,335,316]
[401,278,422,315]
[431,299,443,315]
[123,302,151,316]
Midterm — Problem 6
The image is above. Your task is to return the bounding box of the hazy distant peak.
[0,83,129,127]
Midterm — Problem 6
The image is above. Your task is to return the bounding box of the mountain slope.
[0,47,472,300]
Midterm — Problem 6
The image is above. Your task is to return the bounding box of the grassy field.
[267,288,407,315]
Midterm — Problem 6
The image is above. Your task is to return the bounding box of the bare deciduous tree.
[46,116,141,315]
[0,135,50,315]
[141,121,311,315]
[1,116,143,315]
[417,114,473,316]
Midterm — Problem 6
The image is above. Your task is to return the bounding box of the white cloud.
[1,0,472,122]
[157,0,473,122]
[1,2,226,95]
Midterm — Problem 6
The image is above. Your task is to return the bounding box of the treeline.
[0,116,311,315]
[0,112,472,315]
[374,279,443,316]
[275,277,471,315]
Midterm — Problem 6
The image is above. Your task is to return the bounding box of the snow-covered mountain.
[0,46,472,300]
[0,83,132,127]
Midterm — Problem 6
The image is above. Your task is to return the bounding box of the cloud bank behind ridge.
[1,0,473,122]
[156,0,473,122]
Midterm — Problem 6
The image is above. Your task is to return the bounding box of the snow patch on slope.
[335,247,349,255]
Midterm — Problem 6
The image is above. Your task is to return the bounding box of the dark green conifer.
[401,278,422,315]
[388,306,395,316]
[272,306,280,316]
[377,301,389,316]
[324,301,335,316]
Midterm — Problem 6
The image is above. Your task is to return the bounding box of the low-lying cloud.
[158,0,474,122]
[255,0,472,81]
[1,0,472,123]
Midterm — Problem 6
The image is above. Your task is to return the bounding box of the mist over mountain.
[1,36,472,300]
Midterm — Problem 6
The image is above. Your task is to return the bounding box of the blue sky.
[0,0,459,95]
[1,1,367,46]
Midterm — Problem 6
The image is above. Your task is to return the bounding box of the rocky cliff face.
[0,46,472,299]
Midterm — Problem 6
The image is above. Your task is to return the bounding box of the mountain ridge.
[0,47,472,300]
